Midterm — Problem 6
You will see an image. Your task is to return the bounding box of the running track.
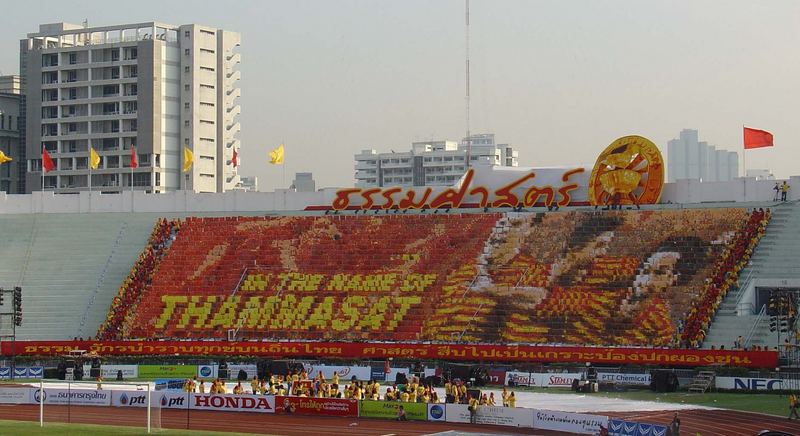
[0,405,798,435]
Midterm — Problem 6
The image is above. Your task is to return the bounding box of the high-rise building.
[19,22,241,193]
[667,129,738,183]
[354,133,519,188]
[0,77,21,193]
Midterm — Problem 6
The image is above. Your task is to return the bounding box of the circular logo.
[33,389,46,403]
[429,404,444,419]
[199,366,212,377]
[588,135,664,206]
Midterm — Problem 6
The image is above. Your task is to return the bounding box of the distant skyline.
[2,0,798,190]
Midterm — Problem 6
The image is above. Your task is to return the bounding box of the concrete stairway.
[704,201,800,349]
[0,213,160,340]
[688,371,715,393]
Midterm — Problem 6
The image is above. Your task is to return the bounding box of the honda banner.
[191,393,275,413]
[275,396,358,417]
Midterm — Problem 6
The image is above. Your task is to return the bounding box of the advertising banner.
[155,379,187,391]
[609,419,668,436]
[31,388,111,406]
[0,387,31,404]
[7,341,779,369]
[533,410,608,435]
[445,404,534,428]
[112,390,151,408]
[505,372,583,387]
[359,400,426,421]
[597,373,651,386]
[82,365,138,379]
[139,365,197,379]
[427,403,446,422]
[716,377,783,391]
[191,393,275,413]
[275,396,358,417]
[487,369,507,385]
[156,392,191,409]
[302,364,372,381]
[0,366,43,379]
[197,364,258,380]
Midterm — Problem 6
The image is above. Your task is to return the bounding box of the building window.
[184,84,190,92]
[184,66,190,73]
[184,49,190,56]
[184,30,190,38]
[184,102,190,110]
[184,138,190,145]
[184,120,190,127]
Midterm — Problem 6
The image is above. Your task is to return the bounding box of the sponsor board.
[488,369,507,385]
[597,373,651,386]
[505,372,583,387]
[31,388,111,406]
[0,387,32,404]
[359,400,426,421]
[716,377,784,391]
[385,368,411,383]
[112,390,149,407]
[303,364,372,381]
[0,366,43,379]
[82,364,138,379]
[275,396,358,417]
[197,364,258,380]
[609,418,668,436]
[139,365,197,379]
[445,404,534,428]
[155,378,188,391]
[111,389,189,409]
[192,393,275,413]
[427,403,446,422]
[533,410,608,435]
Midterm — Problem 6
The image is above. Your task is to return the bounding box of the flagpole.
[742,125,746,178]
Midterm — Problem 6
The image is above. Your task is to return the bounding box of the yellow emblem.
[589,135,664,207]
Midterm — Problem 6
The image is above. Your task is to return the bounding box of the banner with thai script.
[82,364,138,379]
[3,341,778,368]
[609,419,668,436]
[0,387,31,404]
[275,396,358,417]
[445,403,534,427]
[31,388,111,406]
[359,400,427,421]
[533,410,609,434]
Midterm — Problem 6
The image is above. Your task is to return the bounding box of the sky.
[1,0,799,190]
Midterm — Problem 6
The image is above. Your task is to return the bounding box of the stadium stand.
[98,207,770,348]
[0,214,158,340]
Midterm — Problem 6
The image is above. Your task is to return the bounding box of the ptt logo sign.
[161,395,186,408]
[119,393,147,406]
[734,378,782,391]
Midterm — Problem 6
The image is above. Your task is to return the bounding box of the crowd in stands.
[180,370,517,408]
[97,218,180,340]
[680,209,770,347]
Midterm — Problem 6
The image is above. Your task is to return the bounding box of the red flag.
[42,149,55,173]
[743,127,773,149]
[130,147,138,169]
[232,148,238,167]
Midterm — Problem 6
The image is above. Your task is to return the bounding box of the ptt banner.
[112,390,151,408]
[715,377,783,391]
[359,400,427,421]
[445,404,534,428]
[609,419,668,436]
[0,387,32,404]
[597,373,651,386]
[31,388,111,406]
[0,366,43,379]
[138,365,197,379]
[275,396,358,417]
[533,410,608,434]
[191,393,275,413]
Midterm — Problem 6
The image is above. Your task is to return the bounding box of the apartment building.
[0,77,20,193]
[20,22,241,193]
[354,133,519,188]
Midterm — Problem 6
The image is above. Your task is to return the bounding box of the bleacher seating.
[100,208,768,348]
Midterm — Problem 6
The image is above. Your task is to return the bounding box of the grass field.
[0,420,264,436]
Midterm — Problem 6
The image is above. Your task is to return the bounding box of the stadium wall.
[0,176,796,214]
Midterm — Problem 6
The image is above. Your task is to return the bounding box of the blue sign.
[0,366,43,379]
[155,378,186,391]
[609,419,668,436]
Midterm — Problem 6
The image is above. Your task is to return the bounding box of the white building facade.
[19,22,241,193]
[355,133,519,188]
[667,129,738,183]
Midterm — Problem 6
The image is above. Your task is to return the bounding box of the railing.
[743,304,767,349]
[76,222,126,338]
[734,268,756,314]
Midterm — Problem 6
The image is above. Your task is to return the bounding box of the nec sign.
[734,378,782,391]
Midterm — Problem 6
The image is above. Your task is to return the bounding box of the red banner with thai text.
[274,396,358,417]
[0,340,777,368]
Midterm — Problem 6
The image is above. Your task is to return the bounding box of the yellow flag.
[183,146,194,173]
[0,151,12,164]
[89,147,101,170]
[269,144,284,165]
